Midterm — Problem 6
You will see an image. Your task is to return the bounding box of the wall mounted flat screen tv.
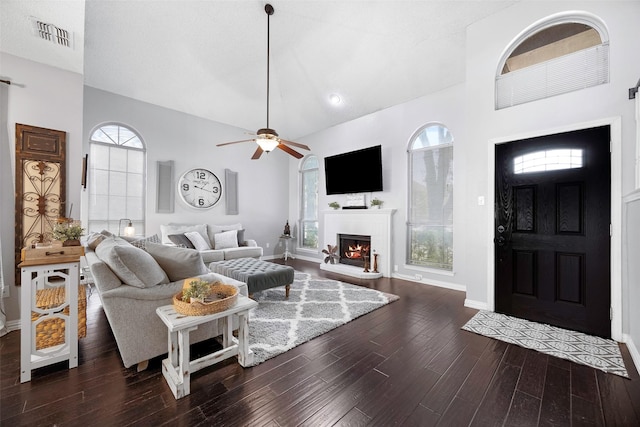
[324,145,383,195]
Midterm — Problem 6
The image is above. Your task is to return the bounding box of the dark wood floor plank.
[273,351,387,426]
[504,390,541,427]
[437,396,481,427]
[2,258,638,427]
[571,361,600,403]
[596,368,640,426]
[469,361,521,426]
[421,349,479,415]
[364,367,441,426]
[336,407,372,426]
[517,348,548,398]
[572,394,605,427]
[539,364,571,427]
[404,403,440,427]
[298,368,388,427]
[456,338,508,405]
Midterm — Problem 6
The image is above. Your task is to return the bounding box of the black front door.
[495,126,611,338]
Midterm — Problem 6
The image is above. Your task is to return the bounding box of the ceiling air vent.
[31,17,73,48]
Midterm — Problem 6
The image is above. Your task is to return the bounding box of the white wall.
[624,192,640,368]
[0,53,84,324]
[82,87,290,256]
[463,1,639,326]
[290,82,467,289]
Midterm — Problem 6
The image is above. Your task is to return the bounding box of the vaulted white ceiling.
[1,0,519,139]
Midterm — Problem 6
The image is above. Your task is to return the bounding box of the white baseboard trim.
[622,333,640,373]
[464,299,488,311]
[6,319,20,332]
[391,273,466,292]
[294,254,321,263]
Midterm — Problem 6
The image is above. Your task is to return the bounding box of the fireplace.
[339,234,371,267]
[322,209,395,279]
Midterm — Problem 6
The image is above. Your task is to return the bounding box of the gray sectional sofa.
[159,223,263,263]
[85,234,248,370]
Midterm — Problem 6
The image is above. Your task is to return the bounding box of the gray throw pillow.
[167,233,195,249]
[237,229,247,246]
[145,242,209,282]
[130,234,162,250]
[95,238,169,288]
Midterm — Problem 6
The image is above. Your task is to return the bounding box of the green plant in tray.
[182,279,212,303]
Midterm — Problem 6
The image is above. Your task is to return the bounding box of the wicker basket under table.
[31,285,87,350]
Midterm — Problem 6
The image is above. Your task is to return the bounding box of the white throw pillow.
[214,229,239,250]
[185,231,212,251]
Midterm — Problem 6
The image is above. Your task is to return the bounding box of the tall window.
[88,123,146,236]
[300,155,319,250]
[408,124,453,270]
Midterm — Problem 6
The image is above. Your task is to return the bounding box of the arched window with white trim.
[496,12,609,109]
[299,155,319,250]
[88,123,146,236]
[407,123,453,270]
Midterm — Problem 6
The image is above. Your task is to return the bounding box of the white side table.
[156,295,258,399]
[20,259,80,383]
[279,235,295,261]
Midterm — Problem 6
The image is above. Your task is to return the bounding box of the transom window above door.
[514,149,583,174]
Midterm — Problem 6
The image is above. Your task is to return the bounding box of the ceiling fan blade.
[217,139,255,147]
[278,138,311,151]
[251,146,264,160]
[277,143,304,159]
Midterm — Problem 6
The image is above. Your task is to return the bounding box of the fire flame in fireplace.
[345,244,369,259]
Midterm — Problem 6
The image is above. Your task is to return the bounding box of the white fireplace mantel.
[321,209,396,278]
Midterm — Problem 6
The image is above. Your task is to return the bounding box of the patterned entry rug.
[462,311,629,378]
[246,271,399,367]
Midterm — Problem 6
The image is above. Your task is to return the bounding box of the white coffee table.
[156,295,258,399]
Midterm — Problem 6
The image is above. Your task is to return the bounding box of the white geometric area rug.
[462,310,629,378]
[246,272,399,367]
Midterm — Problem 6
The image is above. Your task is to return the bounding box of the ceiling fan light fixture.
[256,136,279,152]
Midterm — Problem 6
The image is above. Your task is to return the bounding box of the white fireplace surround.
[321,209,396,279]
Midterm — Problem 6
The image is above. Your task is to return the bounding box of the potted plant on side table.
[52,220,85,246]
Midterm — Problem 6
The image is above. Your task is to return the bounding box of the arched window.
[496,12,609,109]
[407,123,453,270]
[299,155,319,250]
[88,123,146,236]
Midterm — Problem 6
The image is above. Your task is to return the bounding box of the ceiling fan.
[217,3,310,160]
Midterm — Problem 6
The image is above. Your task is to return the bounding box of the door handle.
[494,236,506,246]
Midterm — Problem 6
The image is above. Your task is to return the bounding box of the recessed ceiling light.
[329,94,342,105]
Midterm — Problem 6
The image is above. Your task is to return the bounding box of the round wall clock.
[177,168,222,209]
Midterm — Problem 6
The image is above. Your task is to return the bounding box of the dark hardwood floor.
[2,259,639,426]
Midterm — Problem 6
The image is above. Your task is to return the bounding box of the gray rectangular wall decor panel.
[156,160,174,213]
[225,168,238,215]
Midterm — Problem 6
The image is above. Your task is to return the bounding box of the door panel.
[495,126,610,338]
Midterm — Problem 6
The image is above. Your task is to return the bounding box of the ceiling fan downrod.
[265,4,274,130]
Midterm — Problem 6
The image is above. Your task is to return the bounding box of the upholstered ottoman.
[209,258,294,298]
